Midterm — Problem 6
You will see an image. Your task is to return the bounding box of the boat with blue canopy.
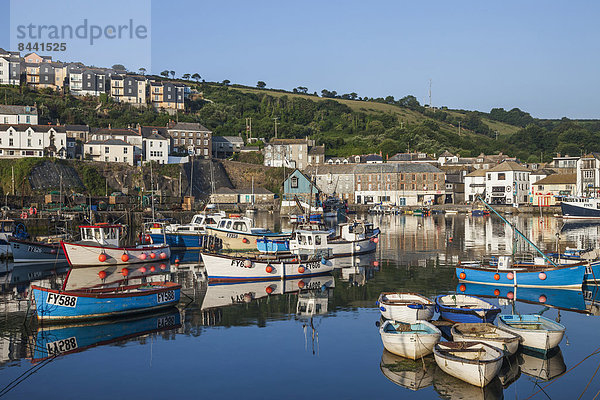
[436,294,500,323]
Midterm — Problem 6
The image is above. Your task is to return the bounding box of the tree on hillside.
[160,70,169,78]
[182,73,191,80]
[192,73,201,82]
[257,81,266,88]
[321,89,338,98]
[112,64,126,71]
[223,79,230,86]
[138,67,146,75]
[169,71,175,79]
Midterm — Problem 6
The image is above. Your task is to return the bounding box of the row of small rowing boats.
[377,292,566,387]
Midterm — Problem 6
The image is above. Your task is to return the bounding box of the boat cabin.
[289,230,330,256]
[296,292,329,318]
[79,224,121,246]
[216,217,255,233]
[189,211,226,227]
[339,221,376,241]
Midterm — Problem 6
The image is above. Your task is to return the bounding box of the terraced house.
[0,124,69,158]
[167,122,212,158]
[0,48,22,85]
[150,81,189,112]
[111,74,147,105]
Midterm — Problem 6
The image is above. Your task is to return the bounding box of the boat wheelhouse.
[206,216,290,251]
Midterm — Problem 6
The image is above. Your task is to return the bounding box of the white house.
[464,169,487,202]
[0,51,22,85]
[0,105,38,125]
[484,161,531,205]
[143,132,169,164]
[90,128,143,164]
[576,153,600,197]
[0,124,67,159]
[84,139,134,165]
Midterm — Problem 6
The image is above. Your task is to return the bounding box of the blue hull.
[457,282,587,312]
[585,262,600,283]
[32,282,181,321]
[32,309,181,361]
[457,264,585,289]
[150,233,217,250]
[436,295,500,323]
[257,238,290,253]
[561,202,600,219]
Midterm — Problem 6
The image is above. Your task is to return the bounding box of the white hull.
[380,350,435,391]
[201,252,334,282]
[378,293,435,323]
[451,323,521,356]
[498,318,564,352]
[434,342,503,387]
[62,242,170,266]
[380,322,441,360]
[329,238,377,257]
[206,227,289,251]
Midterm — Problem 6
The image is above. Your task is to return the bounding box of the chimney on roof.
[557,153,561,157]
[138,124,141,135]
[108,123,111,129]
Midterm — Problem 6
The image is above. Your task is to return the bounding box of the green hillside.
[1,79,598,162]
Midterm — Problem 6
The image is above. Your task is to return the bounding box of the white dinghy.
[497,314,565,353]
[379,320,441,360]
[377,292,435,323]
[434,341,503,387]
[451,323,522,356]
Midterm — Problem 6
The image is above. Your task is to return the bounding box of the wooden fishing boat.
[436,294,500,323]
[9,237,66,263]
[497,314,565,353]
[377,292,435,323]
[456,256,586,289]
[61,224,170,266]
[433,341,504,387]
[451,323,522,356]
[31,281,181,321]
[379,320,441,360]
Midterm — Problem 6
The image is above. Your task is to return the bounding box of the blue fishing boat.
[435,294,500,323]
[456,257,586,289]
[457,282,587,313]
[31,309,181,362]
[32,281,181,321]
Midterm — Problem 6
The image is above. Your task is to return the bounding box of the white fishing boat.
[377,292,435,323]
[434,341,504,387]
[327,221,379,256]
[497,314,565,353]
[451,323,522,356]
[206,216,290,251]
[61,224,170,266]
[202,229,334,282]
[379,320,441,360]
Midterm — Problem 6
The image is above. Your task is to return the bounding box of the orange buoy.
[507,291,514,300]
[298,280,305,289]
[160,263,166,270]
[150,266,156,272]
[98,271,107,279]
[459,284,466,292]
[98,253,107,262]
[459,272,466,280]
[298,266,305,273]
[140,253,147,260]
[265,265,273,273]
[140,266,147,273]
[175,258,180,264]
[242,238,249,244]
[150,253,157,259]
[494,273,500,280]
[159,252,167,259]
[144,234,151,242]
[507,272,514,280]
[265,286,274,294]
[538,272,547,280]
[244,259,252,268]
[373,261,379,267]
[121,268,129,277]
[539,295,547,303]
[494,289,500,296]
[121,253,129,262]
[373,237,379,244]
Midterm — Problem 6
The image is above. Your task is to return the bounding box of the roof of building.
[487,160,531,172]
[92,128,140,136]
[85,139,131,146]
[439,150,455,157]
[66,124,90,132]
[363,154,383,162]
[533,173,576,186]
[213,187,238,195]
[235,187,273,195]
[308,145,325,155]
[213,136,244,143]
[168,122,211,132]
[465,169,488,177]
[0,124,66,132]
[0,105,37,115]
[140,126,168,138]
[270,138,308,145]
[530,168,556,176]
[388,152,436,162]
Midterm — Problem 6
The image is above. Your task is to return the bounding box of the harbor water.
[0,213,599,399]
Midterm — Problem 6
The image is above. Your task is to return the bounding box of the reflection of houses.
[484,161,531,205]
[531,174,576,206]
[576,153,600,196]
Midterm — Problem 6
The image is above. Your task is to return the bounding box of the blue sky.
[1,0,599,119]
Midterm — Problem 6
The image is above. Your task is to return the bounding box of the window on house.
[291,177,299,188]
[498,173,505,180]
[124,147,128,154]
[105,147,109,153]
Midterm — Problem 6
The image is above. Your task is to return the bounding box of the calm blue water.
[1,214,600,399]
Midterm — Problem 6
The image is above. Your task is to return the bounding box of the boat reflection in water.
[433,364,504,400]
[583,285,600,315]
[31,309,181,362]
[497,354,521,388]
[518,346,566,381]
[334,253,379,286]
[379,350,436,391]
[457,282,587,313]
